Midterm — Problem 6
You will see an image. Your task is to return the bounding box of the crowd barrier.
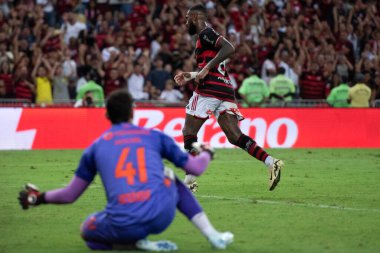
[0,107,379,150]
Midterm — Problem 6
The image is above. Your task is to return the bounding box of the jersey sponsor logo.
[118,190,151,204]
[217,76,231,84]
[114,137,142,145]
[114,129,151,136]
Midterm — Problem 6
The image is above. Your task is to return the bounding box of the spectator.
[61,12,86,45]
[349,73,372,108]
[0,39,12,64]
[159,79,183,103]
[269,67,296,103]
[36,0,56,27]
[299,62,328,100]
[261,51,276,85]
[0,61,13,98]
[0,1,10,17]
[52,63,70,103]
[146,57,171,92]
[76,66,89,96]
[75,75,104,107]
[238,67,269,107]
[127,63,148,101]
[336,54,354,79]
[103,68,126,97]
[62,48,78,80]
[14,66,35,103]
[327,76,350,108]
[0,0,379,108]
[32,55,54,105]
[275,46,293,80]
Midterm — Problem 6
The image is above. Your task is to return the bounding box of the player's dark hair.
[106,90,133,124]
[189,4,207,15]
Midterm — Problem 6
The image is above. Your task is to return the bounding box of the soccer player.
[174,4,284,192]
[18,90,233,251]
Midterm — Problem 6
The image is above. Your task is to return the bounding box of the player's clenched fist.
[174,72,198,86]
[18,183,46,210]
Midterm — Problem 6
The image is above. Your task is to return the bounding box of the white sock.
[264,156,274,168]
[191,212,217,238]
[184,174,197,184]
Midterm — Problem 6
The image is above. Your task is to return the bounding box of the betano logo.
[0,108,377,149]
[134,110,298,148]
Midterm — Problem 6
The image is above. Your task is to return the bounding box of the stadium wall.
[0,108,379,150]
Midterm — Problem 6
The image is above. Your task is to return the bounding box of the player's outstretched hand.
[174,72,197,86]
[192,142,215,160]
[18,183,44,210]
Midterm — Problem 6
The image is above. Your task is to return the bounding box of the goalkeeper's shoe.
[269,159,284,191]
[136,239,178,251]
[207,231,234,249]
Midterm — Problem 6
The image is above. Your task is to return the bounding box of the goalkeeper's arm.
[18,176,90,210]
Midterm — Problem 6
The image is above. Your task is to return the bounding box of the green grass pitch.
[1,149,379,253]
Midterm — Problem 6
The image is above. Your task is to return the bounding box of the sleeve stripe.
[215,36,223,48]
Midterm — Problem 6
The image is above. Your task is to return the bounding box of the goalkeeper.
[18,90,233,251]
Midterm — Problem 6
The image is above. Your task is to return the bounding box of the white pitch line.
[197,194,380,213]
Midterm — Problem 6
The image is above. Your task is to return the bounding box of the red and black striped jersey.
[300,72,328,99]
[15,80,34,102]
[195,27,235,102]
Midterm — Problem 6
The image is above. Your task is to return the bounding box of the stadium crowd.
[0,0,379,107]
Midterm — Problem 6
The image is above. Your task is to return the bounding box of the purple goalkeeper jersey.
[75,123,188,227]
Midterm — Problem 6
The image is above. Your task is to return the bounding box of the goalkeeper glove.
[191,142,215,160]
[18,183,46,210]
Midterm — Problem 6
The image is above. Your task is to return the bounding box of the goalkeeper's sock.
[191,212,218,238]
[237,134,269,163]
